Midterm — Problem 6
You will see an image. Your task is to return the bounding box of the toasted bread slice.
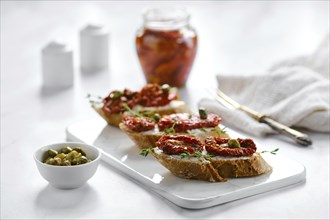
[92,105,123,127]
[151,151,272,182]
[152,151,225,182]
[119,123,162,149]
[93,100,189,127]
[119,123,229,149]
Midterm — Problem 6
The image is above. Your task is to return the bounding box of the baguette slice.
[152,151,225,182]
[92,105,123,127]
[92,100,189,127]
[151,151,272,182]
[119,123,229,149]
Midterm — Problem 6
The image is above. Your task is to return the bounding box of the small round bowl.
[34,142,101,189]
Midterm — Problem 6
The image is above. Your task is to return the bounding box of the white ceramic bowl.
[34,142,101,189]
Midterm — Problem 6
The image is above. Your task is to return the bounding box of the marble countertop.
[1,1,329,219]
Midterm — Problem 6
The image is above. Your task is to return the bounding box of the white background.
[1,1,329,219]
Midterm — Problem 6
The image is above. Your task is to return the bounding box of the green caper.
[43,146,91,166]
[53,157,62,165]
[66,150,78,160]
[45,158,55,165]
[79,156,89,164]
[71,159,78,165]
[47,149,58,158]
[110,90,123,99]
[199,107,208,119]
[61,160,71,166]
[55,153,66,159]
[161,84,170,92]
[72,147,86,156]
[60,146,73,154]
[153,113,160,122]
[227,139,241,148]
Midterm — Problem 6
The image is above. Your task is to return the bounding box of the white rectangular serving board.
[66,118,306,209]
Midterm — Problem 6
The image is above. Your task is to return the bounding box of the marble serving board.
[66,118,306,209]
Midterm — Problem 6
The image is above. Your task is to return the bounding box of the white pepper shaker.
[80,24,109,73]
[42,41,74,88]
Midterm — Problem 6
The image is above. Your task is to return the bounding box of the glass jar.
[136,7,198,87]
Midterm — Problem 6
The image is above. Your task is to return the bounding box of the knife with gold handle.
[214,89,312,146]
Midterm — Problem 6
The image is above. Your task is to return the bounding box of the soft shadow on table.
[100,159,305,218]
[167,180,307,218]
[34,183,99,212]
[39,86,73,97]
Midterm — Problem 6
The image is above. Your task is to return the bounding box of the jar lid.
[143,7,190,30]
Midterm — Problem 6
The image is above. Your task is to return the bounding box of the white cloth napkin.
[199,36,330,136]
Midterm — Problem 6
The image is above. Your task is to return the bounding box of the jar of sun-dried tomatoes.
[136,7,198,87]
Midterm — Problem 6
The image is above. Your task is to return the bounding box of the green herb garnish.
[261,148,279,155]
[86,93,102,104]
[179,151,214,160]
[212,126,227,136]
[199,128,207,132]
[140,148,154,157]
[164,119,178,134]
[109,91,123,99]
[122,103,143,117]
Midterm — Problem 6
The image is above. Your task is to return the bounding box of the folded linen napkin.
[199,36,330,136]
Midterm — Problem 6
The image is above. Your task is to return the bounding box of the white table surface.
[1,1,329,219]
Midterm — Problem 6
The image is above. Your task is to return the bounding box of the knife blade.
[214,89,312,146]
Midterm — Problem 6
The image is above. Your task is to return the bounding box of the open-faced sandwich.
[90,84,189,127]
[142,135,272,182]
[119,108,229,149]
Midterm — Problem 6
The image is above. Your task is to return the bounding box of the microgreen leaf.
[139,148,154,157]
[164,119,177,134]
[261,148,279,155]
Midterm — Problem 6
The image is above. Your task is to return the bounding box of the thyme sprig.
[122,104,160,122]
[140,148,154,157]
[86,93,102,104]
[212,126,227,136]
[179,151,215,160]
[164,119,178,134]
[261,148,279,155]
[122,103,143,117]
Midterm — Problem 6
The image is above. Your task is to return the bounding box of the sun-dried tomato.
[122,115,156,132]
[205,137,257,157]
[156,135,203,155]
[158,113,221,133]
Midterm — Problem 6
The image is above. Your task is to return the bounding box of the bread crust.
[151,151,272,182]
[151,152,225,182]
[119,123,230,149]
[92,105,123,127]
[119,123,162,149]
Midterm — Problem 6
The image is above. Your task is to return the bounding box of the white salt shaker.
[42,41,74,88]
[80,24,109,73]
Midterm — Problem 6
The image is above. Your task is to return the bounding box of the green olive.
[47,149,58,158]
[72,147,86,156]
[228,139,241,148]
[60,146,73,154]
